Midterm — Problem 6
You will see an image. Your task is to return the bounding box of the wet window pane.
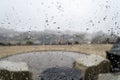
[0,0,120,80]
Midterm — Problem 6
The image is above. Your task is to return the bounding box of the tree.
[26,41,34,45]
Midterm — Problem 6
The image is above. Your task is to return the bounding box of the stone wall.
[0,61,32,80]
[73,54,110,80]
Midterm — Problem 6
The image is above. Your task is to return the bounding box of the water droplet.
[86,28,89,30]
[45,20,48,23]
[90,20,92,23]
[57,27,60,29]
[8,22,10,24]
[98,21,100,23]
[53,22,56,24]
[115,22,117,25]
[41,2,44,5]
[92,24,94,26]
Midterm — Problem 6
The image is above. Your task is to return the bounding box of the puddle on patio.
[1,51,86,80]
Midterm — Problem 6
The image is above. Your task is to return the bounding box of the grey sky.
[0,0,120,34]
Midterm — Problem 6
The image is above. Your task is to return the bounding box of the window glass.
[0,0,120,80]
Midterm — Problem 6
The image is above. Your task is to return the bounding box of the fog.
[0,0,120,34]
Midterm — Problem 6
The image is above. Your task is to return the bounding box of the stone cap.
[0,61,29,71]
[98,73,120,80]
[75,54,108,67]
[107,37,120,56]
[107,48,120,56]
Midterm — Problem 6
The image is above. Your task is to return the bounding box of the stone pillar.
[0,61,32,80]
[73,54,110,80]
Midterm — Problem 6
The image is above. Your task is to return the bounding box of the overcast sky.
[0,0,120,34]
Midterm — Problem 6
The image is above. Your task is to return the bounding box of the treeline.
[0,28,119,46]
[0,41,34,46]
[0,29,89,46]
